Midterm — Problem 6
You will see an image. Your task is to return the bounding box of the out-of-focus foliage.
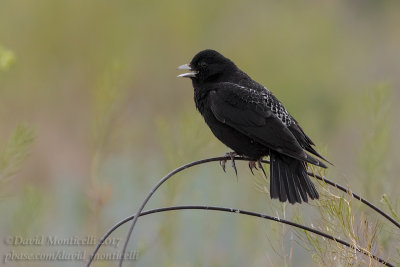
[0,45,15,71]
[0,46,35,195]
[0,124,35,184]
[0,0,399,266]
[358,85,392,198]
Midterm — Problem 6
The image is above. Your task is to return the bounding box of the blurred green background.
[1,0,399,266]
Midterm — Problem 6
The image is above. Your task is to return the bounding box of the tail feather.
[292,165,308,201]
[280,161,301,204]
[278,161,288,202]
[287,169,302,204]
[270,151,319,204]
[270,158,280,199]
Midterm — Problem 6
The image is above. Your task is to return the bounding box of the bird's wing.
[208,83,325,167]
[288,122,332,164]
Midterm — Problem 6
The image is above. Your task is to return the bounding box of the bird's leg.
[219,152,238,176]
[257,159,267,180]
[248,161,258,175]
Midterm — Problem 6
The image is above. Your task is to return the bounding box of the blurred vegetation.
[0,124,35,187]
[0,45,15,71]
[358,85,392,198]
[0,46,35,196]
[0,0,399,266]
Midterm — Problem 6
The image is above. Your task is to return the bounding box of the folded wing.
[208,83,326,168]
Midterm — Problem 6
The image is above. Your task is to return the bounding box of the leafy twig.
[303,165,400,229]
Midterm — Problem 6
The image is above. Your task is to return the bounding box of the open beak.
[177,64,198,78]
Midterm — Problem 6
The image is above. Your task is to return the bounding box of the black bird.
[178,49,330,204]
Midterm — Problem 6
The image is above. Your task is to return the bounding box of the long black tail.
[270,151,319,204]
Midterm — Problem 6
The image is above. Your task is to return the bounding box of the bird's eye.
[199,61,207,68]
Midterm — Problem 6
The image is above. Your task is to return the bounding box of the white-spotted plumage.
[261,87,292,126]
[233,84,293,127]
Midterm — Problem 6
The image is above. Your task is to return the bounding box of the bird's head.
[177,49,236,83]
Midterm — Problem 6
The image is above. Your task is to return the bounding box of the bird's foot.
[220,152,238,176]
[248,161,258,175]
[257,159,267,179]
[248,159,267,179]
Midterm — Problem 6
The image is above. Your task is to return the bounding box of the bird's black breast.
[194,86,269,159]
